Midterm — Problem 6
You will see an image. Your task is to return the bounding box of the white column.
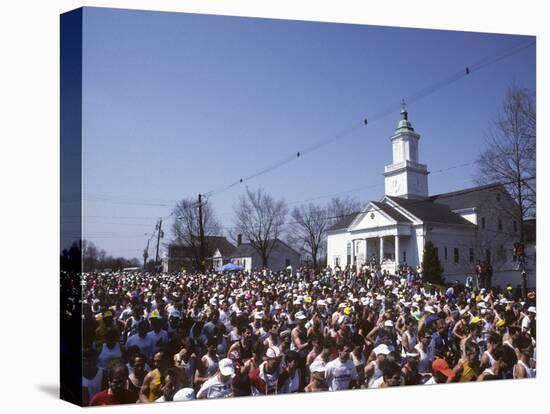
[394,234,400,273]
[364,238,369,268]
[379,237,384,265]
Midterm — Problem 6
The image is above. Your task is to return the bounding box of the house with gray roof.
[326,107,535,288]
[230,235,301,272]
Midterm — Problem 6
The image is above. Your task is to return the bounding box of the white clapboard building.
[326,107,535,288]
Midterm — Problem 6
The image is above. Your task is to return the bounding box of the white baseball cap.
[173,387,195,401]
[218,358,235,377]
[309,360,326,373]
[528,306,536,314]
[295,311,307,320]
[374,344,391,356]
[266,346,282,359]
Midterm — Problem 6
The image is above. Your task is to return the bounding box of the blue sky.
[77,7,535,259]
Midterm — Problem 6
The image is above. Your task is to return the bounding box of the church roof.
[386,196,475,227]
[327,212,360,231]
[371,201,412,223]
[430,183,502,210]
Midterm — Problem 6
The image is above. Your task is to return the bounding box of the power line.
[201,39,535,199]
[212,176,535,233]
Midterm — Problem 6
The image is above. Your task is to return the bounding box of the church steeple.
[383,105,429,199]
[397,99,414,131]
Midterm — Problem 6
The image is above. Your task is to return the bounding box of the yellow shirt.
[148,369,163,402]
[459,359,478,382]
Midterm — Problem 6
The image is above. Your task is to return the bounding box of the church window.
[434,247,439,259]
[481,217,486,229]
[513,220,518,233]
[496,192,501,202]
[347,243,351,265]
[454,248,459,264]
[335,257,341,267]
[403,251,406,263]
[498,219,503,231]
[486,249,491,263]
[444,247,448,261]
[469,248,474,263]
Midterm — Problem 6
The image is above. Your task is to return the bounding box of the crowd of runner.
[77,266,536,405]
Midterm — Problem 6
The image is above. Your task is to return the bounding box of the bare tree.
[476,86,536,242]
[289,204,328,268]
[172,198,221,269]
[327,196,362,222]
[233,188,288,268]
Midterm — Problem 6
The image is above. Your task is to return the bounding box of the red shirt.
[89,389,137,406]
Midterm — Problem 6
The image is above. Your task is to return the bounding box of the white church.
[326,106,535,288]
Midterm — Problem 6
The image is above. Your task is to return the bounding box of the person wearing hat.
[166,309,181,340]
[95,310,121,348]
[147,310,169,356]
[304,360,328,392]
[521,306,536,334]
[424,358,455,385]
[196,358,236,399]
[290,311,309,359]
[325,340,358,391]
[365,344,390,388]
[248,346,289,395]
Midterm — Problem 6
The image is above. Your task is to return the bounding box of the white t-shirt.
[521,315,531,331]
[196,375,233,399]
[126,333,154,361]
[424,376,437,385]
[325,358,358,391]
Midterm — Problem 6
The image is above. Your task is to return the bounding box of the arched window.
[347,242,352,265]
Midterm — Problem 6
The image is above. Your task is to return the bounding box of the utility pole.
[155,217,163,273]
[198,193,205,272]
[143,240,149,269]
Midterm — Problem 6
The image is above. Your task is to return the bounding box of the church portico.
[347,228,413,272]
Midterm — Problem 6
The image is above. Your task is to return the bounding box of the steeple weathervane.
[400,98,408,120]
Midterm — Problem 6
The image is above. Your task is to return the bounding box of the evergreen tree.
[421,240,444,285]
